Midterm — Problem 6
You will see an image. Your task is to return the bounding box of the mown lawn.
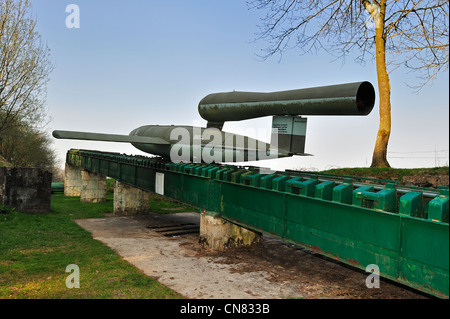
[0,193,183,299]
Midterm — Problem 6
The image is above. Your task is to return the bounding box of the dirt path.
[75,212,428,299]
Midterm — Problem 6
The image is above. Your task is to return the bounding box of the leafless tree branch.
[0,0,54,134]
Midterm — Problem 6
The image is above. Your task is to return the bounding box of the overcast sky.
[30,0,449,171]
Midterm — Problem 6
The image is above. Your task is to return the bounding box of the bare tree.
[249,0,449,167]
[0,0,53,134]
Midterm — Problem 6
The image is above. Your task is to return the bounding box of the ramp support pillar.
[113,181,151,215]
[80,170,106,203]
[64,163,82,197]
[199,211,262,250]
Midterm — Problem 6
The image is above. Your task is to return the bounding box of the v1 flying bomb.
[53,81,375,163]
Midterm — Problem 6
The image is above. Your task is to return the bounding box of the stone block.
[0,167,52,213]
[199,211,262,250]
[80,170,106,203]
[114,181,150,215]
[64,163,82,197]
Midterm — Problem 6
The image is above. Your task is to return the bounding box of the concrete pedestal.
[0,167,52,213]
[199,211,262,250]
[80,170,106,203]
[114,181,150,215]
[64,163,81,197]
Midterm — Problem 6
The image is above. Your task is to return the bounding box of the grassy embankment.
[0,192,192,299]
[320,166,448,182]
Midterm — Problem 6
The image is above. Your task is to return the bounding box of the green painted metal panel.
[315,181,335,200]
[135,166,155,191]
[260,174,277,189]
[284,195,401,278]
[428,192,449,223]
[332,181,353,204]
[220,183,286,235]
[182,175,208,208]
[120,164,136,185]
[109,161,120,179]
[272,175,289,191]
[400,217,449,298]
[162,171,208,209]
[163,170,183,200]
[220,181,400,275]
[400,191,424,218]
[99,159,110,177]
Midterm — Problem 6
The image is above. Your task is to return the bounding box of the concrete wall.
[64,164,151,214]
[64,163,81,197]
[80,170,106,203]
[114,181,150,215]
[0,167,52,213]
[199,211,262,250]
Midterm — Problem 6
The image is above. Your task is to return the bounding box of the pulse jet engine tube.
[198,81,375,128]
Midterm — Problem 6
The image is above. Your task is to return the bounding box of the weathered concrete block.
[80,170,106,203]
[199,211,262,250]
[64,163,82,197]
[0,167,52,213]
[114,181,150,215]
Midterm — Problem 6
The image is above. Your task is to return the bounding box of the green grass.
[0,193,183,299]
[149,194,198,214]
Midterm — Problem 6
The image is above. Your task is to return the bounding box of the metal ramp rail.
[66,149,449,298]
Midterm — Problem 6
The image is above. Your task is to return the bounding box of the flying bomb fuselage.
[53,125,282,163]
[128,125,280,162]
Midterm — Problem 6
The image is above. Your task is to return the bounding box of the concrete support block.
[80,170,106,203]
[0,167,52,213]
[114,181,150,215]
[199,211,262,250]
[64,163,82,197]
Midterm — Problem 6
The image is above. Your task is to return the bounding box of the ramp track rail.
[66,149,449,298]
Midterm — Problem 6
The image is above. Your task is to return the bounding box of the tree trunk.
[369,1,391,168]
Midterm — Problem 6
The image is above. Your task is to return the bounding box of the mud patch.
[402,174,449,188]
